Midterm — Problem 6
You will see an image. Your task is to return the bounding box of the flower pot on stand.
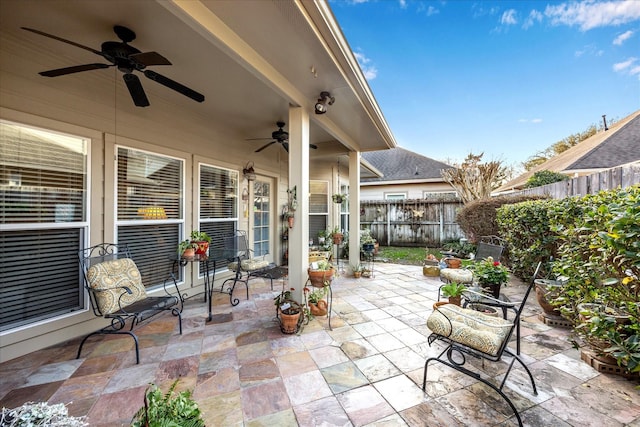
[278,300,302,334]
[309,300,328,316]
[308,268,335,288]
[445,257,462,269]
[480,282,502,299]
[287,216,294,228]
[332,233,343,245]
[193,241,209,255]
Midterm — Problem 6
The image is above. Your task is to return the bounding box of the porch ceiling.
[0,0,395,157]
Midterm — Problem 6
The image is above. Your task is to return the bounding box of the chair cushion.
[440,268,473,283]
[87,258,147,315]
[426,304,513,357]
[228,259,270,272]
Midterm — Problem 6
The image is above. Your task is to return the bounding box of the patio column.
[288,106,310,303]
[348,151,361,267]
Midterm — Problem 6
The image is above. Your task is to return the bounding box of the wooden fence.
[504,163,640,199]
[360,196,463,247]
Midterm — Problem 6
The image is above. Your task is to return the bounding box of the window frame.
[0,115,96,333]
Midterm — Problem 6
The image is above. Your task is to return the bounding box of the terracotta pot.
[445,258,462,269]
[433,301,449,310]
[308,268,334,288]
[279,308,301,334]
[287,216,294,228]
[354,271,362,278]
[332,233,343,245]
[448,296,461,306]
[534,280,562,316]
[309,300,328,316]
[194,241,209,255]
[182,248,196,258]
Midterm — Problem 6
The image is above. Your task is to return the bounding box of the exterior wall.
[360,182,455,200]
[0,68,290,362]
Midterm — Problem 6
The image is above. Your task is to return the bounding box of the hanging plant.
[332,193,347,204]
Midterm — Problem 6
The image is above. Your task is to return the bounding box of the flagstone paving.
[1,262,638,426]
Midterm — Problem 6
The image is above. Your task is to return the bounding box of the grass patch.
[377,246,442,266]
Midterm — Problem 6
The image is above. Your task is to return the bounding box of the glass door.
[252,179,271,259]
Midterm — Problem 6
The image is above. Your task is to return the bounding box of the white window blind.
[115,147,183,287]
[199,164,238,273]
[0,120,88,331]
[309,180,328,244]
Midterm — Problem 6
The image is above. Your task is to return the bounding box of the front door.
[252,178,272,261]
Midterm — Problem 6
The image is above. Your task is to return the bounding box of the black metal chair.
[222,230,270,305]
[77,243,182,364]
[424,261,542,426]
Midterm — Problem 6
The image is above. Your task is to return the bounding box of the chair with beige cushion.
[424,262,541,427]
[224,230,270,303]
[78,243,182,364]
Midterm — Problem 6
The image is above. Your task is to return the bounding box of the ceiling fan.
[247,121,318,153]
[21,25,205,107]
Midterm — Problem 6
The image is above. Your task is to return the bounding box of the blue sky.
[329,0,640,168]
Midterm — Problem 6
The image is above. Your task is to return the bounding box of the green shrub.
[456,195,546,243]
[524,170,568,188]
[131,380,204,427]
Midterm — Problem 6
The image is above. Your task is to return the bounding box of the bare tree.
[441,153,504,204]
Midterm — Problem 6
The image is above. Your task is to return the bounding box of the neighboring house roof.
[361,147,454,184]
[496,110,640,192]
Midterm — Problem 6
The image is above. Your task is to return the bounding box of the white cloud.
[575,44,604,57]
[613,57,637,72]
[354,51,378,80]
[523,10,544,29]
[398,0,407,9]
[501,9,518,25]
[544,0,640,31]
[518,118,543,124]
[613,30,634,45]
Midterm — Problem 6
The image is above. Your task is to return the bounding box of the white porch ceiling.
[0,0,396,158]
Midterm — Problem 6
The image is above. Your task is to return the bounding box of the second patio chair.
[423,261,542,427]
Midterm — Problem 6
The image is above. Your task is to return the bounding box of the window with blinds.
[199,163,238,273]
[0,120,88,332]
[339,183,350,234]
[309,180,328,244]
[115,147,183,287]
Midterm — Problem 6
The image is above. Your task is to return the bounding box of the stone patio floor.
[1,262,639,426]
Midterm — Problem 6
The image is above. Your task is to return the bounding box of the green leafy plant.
[178,239,198,255]
[131,380,204,427]
[189,230,211,243]
[471,256,509,285]
[305,285,328,304]
[0,402,88,427]
[441,282,466,298]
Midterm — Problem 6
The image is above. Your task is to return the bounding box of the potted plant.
[190,230,211,255]
[308,259,335,287]
[351,263,363,278]
[305,285,328,317]
[360,228,376,253]
[330,226,344,245]
[285,210,295,228]
[131,380,204,427]
[274,286,303,334]
[178,239,198,257]
[1,402,88,426]
[440,282,466,306]
[471,256,509,298]
[332,193,347,204]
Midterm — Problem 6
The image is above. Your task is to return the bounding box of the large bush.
[524,170,568,188]
[456,194,546,243]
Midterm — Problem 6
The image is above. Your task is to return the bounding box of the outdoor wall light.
[243,161,256,181]
[314,91,335,114]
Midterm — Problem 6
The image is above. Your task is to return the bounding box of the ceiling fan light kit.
[22,25,205,107]
[314,91,335,115]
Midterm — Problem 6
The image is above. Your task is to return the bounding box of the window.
[115,147,183,287]
[339,183,349,233]
[385,192,407,200]
[199,163,238,272]
[253,180,270,257]
[0,120,88,332]
[309,180,328,244]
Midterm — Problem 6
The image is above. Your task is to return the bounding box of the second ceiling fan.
[247,121,318,153]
